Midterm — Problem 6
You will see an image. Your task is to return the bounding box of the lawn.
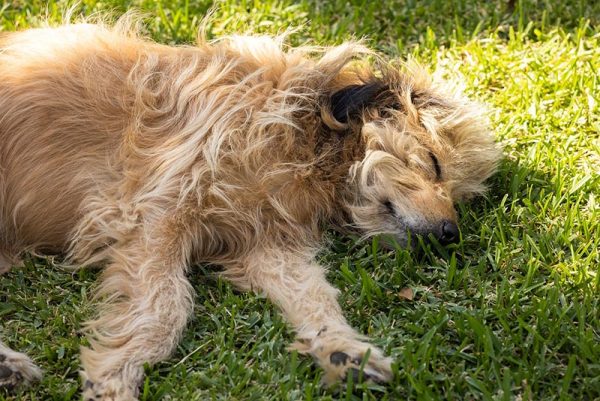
[1,0,599,400]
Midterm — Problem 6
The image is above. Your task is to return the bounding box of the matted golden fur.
[0,18,500,400]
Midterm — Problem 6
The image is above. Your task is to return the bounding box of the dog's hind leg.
[227,246,393,386]
[0,341,42,390]
[79,238,194,401]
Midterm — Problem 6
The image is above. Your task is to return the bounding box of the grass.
[1,0,599,400]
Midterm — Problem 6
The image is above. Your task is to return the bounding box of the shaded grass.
[1,1,599,400]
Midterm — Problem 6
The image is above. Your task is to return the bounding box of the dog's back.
[0,25,133,256]
[0,23,346,265]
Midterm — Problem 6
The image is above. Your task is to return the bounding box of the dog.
[0,19,500,400]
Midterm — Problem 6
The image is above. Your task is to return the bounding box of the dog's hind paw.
[0,350,42,390]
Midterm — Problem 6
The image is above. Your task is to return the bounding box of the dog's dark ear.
[330,81,387,123]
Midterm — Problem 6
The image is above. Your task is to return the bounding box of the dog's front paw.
[81,373,139,401]
[0,351,42,390]
[296,328,393,386]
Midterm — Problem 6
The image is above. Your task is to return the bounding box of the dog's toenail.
[14,371,23,380]
[0,365,12,379]
[348,367,361,382]
[317,326,328,336]
[0,354,6,362]
[84,379,94,389]
[330,351,349,366]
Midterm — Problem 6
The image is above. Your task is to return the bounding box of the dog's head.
[326,65,500,246]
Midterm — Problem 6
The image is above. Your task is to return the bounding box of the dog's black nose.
[439,221,460,245]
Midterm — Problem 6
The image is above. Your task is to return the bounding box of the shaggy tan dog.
[0,20,499,400]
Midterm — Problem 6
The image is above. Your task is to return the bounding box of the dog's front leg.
[233,246,393,385]
[80,240,194,401]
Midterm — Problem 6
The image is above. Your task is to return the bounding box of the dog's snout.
[439,220,459,245]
